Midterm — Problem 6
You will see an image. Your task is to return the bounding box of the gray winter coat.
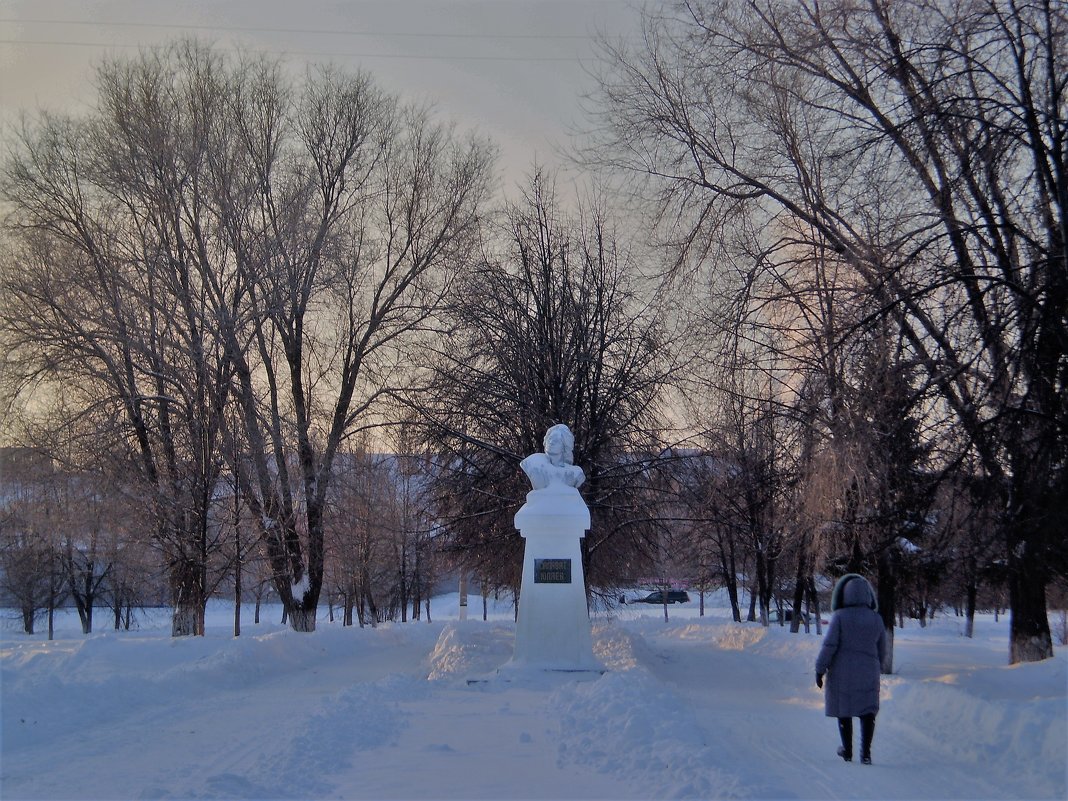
[815,574,887,718]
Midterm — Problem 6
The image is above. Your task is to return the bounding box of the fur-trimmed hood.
[830,573,878,612]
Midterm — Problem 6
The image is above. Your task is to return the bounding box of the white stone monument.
[500,424,603,675]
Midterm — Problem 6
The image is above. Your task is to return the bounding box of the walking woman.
[815,573,887,764]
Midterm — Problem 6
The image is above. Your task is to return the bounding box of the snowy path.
[2,605,1064,800]
[1,627,441,800]
[633,620,1029,800]
[1,621,646,800]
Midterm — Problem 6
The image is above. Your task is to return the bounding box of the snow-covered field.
[2,596,1065,800]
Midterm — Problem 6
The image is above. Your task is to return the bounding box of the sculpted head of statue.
[520,424,583,491]
[543,424,575,467]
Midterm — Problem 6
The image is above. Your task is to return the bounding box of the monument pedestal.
[499,484,604,676]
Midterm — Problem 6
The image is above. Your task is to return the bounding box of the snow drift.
[1,599,1064,800]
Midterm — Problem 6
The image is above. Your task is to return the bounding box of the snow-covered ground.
[2,596,1065,800]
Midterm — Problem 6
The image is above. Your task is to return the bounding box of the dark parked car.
[623,590,691,605]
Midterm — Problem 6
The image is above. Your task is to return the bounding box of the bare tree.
[412,170,680,595]
[0,44,240,635]
[0,419,164,636]
[0,532,64,637]
[102,529,157,632]
[58,475,112,635]
[588,0,1066,662]
[381,426,439,622]
[2,42,495,634]
[326,447,408,627]
[0,448,67,636]
[207,64,494,631]
[932,453,1005,639]
[704,388,791,627]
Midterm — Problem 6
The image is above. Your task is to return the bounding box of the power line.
[0,38,588,63]
[0,17,598,41]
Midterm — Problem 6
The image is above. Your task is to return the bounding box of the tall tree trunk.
[790,546,807,634]
[411,549,422,621]
[399,544,409,623]
[68,557,95,634]
[726,579,740,623]
[289,605,316,633]
[172,602,200,637]
[72,592,93,634]
[754,550,770,625]
[807,576,823,636]
[344,592,354,626]
[458,571,468,620]
[1008,550,1054,664]
[234,565,242,638]
[171,559,206,636]
[234,514,242,638]
[964,576,978,639]
[876,553,897,675]
[1004,468,1056,662]
[718,541,741,622]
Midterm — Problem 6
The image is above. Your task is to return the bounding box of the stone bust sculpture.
[520,424,585,491]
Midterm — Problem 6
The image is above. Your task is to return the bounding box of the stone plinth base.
[506,485,604,674]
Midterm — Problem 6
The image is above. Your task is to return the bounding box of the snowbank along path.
[1,605,1064,800]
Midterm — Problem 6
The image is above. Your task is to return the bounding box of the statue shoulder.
[520,453,552,473]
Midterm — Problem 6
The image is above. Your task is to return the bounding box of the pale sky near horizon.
[0,0,643,189]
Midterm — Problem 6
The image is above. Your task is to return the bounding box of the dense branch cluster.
[587,0,1066,662]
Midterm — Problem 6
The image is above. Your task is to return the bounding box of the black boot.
[837,718,853,762]
[860,714,876,764]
